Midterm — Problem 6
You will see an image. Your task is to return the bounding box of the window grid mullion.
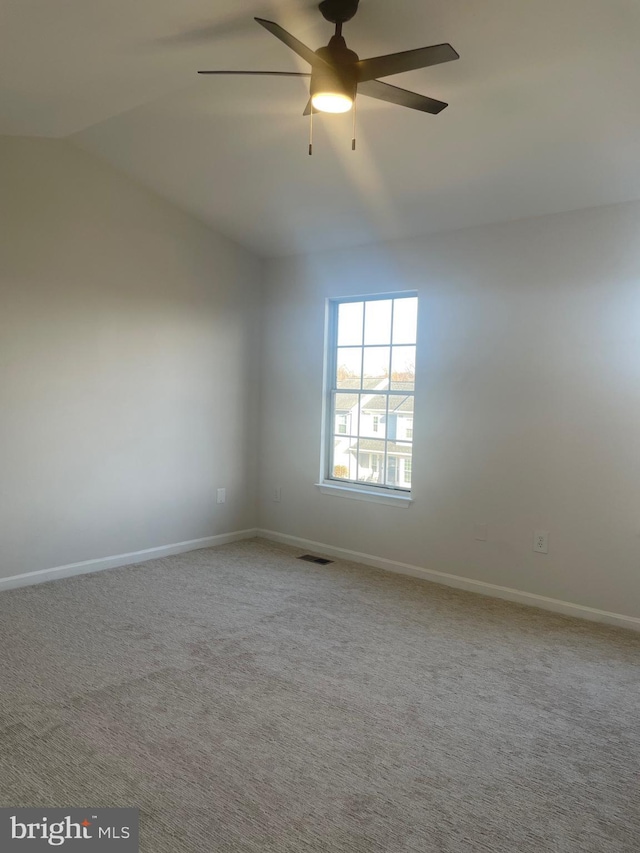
[382,394,390,487]
[355,302,366,481]
[383,300,395,487]
[328,301,340,478]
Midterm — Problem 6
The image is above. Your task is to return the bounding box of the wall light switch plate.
[216,488,226,505]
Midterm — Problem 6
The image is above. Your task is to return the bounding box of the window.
[324,293,417,493]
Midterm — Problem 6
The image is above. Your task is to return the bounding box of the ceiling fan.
[198,0,459,153]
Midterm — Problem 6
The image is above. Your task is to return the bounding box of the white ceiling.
[3,0,640,256]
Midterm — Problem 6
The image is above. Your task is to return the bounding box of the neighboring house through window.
[324,293,418,493]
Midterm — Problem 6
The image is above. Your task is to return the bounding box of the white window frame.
[316,292,417,508]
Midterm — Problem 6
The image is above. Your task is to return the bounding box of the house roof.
[363,394,414,414]
[335,379,414,415]
[335,377,389,413]
[337,378,386,392]
[352,439,413,457]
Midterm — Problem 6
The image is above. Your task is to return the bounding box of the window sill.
[315,483,413,508]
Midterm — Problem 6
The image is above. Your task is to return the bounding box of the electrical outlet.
[273,487,281,503]
[216,488,226,505]
[533,530,548,554]
[474,523,488,541]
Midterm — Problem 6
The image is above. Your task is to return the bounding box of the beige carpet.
[0,538,638,852]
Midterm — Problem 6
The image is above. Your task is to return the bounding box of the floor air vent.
[299,555,333,565]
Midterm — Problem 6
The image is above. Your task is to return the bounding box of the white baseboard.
[258,529,640,633]
[5,527,639,633]
[0,528,259,593]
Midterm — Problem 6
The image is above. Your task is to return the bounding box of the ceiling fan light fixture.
[311,91,353,113]
[310,58,356,114]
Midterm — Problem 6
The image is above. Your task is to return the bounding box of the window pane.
[392,440,413,457]
[357,439,385,484]
[390,441,412,488]
[390,345,415,390]
[334,412,350,435]
[333,391,358,436]
[364,299,392,346]
[357,395,387,439]
[386,455,399,487]
[388,394,414,417]
[363,346,390,384]
[332,437,356,480]
[392,296,418,344]
[337,301,363,346]
[336,347,362,388]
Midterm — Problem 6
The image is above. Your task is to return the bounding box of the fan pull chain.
[309,106,313,156]
[352,96,357,151]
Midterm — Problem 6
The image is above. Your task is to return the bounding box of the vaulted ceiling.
[3,0,639,256]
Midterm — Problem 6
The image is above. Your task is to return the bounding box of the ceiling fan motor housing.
[312,37,359,103]
[318,0,360,25]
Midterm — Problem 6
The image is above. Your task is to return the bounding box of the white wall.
[0,136,262,579]
[3,136,639,621]
[258,202,640,619]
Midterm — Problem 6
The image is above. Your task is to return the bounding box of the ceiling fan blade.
[358,79,448,114]
[156,2,319,47]
[198,70,311,77]
[356,43,459,82]
[158,20,254,46]
[254,18,328,68]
